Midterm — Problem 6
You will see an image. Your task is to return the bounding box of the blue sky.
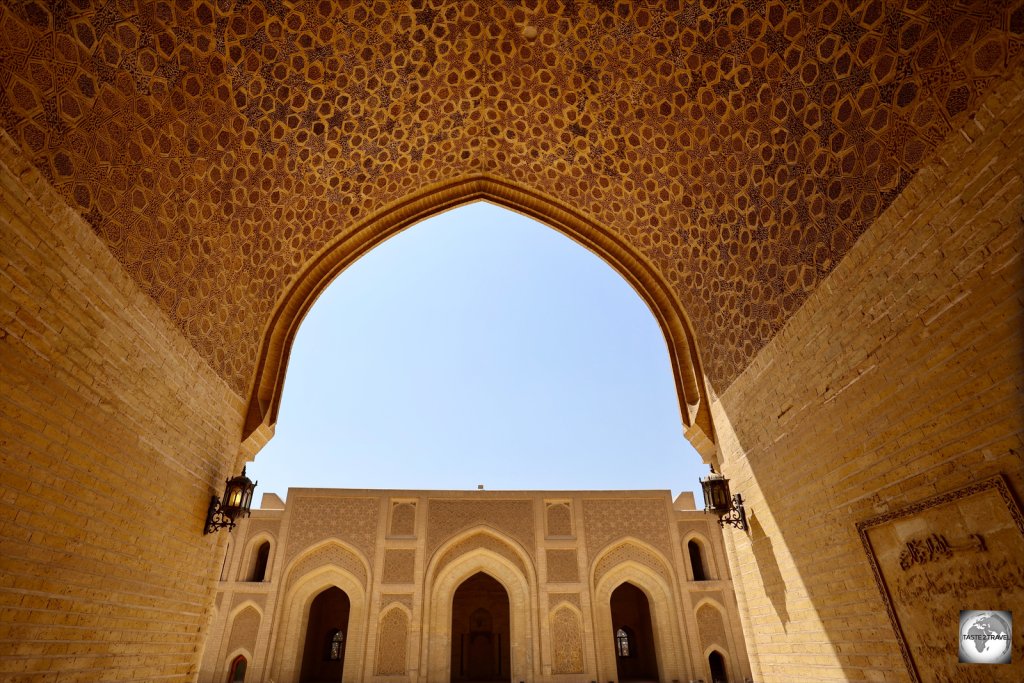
[246,201,708,501]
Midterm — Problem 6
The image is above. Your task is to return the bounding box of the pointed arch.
[241,178,715,461]
[421,546,538,682]
[374,603,412,676]
[280,537,372,593]
[681,531,717,581]
[592,560,685,683]
[267,564,368,683]
[425,524,537,587]
[224,650,252,683]
[591,535,675,588]
[549,601,586,674]
[238,531,276,582]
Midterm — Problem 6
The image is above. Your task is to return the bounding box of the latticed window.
[615,627,631,657]
[326,629,344,661]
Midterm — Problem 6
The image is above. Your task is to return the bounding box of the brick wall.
[714,69,1024,682]
[0,132,246,681]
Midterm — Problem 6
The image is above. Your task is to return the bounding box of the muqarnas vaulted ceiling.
[1,0,1020,394]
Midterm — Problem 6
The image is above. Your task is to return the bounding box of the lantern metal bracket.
[203,466,257,535]
[717,493,748,531]
[204,495,237,535]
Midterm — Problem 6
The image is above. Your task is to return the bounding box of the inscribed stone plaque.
[857,475,1024,683]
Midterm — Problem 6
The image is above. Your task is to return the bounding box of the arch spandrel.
[242,178,715,456]
[0,0,1019,406]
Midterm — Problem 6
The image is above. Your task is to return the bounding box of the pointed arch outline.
[237,531,276,582]
[548,599,587,675]
[265,563,368,683]
[681,530,718,581]
[694,596,737,675]
[420,545,539,683]
[590,535,676,588]
[374,602,413,676]
[240,176,715,460]
[705,646,731,683]
[424,523,538,587]
[279,537,373,592]
[592,559,686,683]
[223,648,252,683]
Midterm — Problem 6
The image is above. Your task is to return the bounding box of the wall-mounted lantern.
[700,469,748,531]
[204,466,257,534]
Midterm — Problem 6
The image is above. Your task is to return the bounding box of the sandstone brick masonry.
[713,70,1024,682]
[200,489,750,683]
[0,132,246,682]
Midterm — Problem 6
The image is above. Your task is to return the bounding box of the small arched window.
[688,539,707,581]
[325,629,344,661]
[249,541,270,582]
[227,655,247,682]
[615,627,632,658]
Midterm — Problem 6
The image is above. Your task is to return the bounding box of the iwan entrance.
[450,573,511,682]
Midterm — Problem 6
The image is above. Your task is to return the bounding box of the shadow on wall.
[749,512,789,632]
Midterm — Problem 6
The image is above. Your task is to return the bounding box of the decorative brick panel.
[427,500,535,557]
[545,549,579,583]
[381,549,416,585]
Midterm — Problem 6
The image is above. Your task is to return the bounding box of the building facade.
[200,488,750,683]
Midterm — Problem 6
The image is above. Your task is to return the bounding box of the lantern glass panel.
[227,484,243,508]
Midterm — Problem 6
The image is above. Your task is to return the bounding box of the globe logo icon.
[958,610,1012,664]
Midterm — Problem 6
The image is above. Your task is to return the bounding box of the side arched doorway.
[450,572,511,682]
[610,582,659,682]
[227,655,247,682]
[300,586,351,683]
[708,650,728,683]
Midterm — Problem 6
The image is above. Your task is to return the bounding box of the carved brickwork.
[382,549,416,585]
[546,502,573,537]
[583,498,670,557]
[226,606,260,657]
[435,532,527,578]
[857,475,1024,683]
[284,496,378,562]
[230,593,267,612]
[245,518,280,541]
[374,607,409,676]
[427,500,535,557]
[548,592,581,611]
[285,543,367,591]
[593,541,670,585]
[390,502,416,537]
[549,605,585,674]
[546,549,579,583]
[696,603,727,653]
[0,1,1017,393]
[379,593,414,611]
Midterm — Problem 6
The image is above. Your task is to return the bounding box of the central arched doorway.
[610,582,659,682]
[450,572,511,682]
[300,586,351,683]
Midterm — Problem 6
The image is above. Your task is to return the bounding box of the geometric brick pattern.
[583,497,671,557]
[546,503,573,537]
[696,602,727,653]
[427,499,535,557]
[375,606,409,675]
[550,605,585,674]
[546,549,579,583]
[436,531,528,578]
[382,549,417,584]
[593,540,671,586]
[1,2,1019,393]
[284,495,379,562]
